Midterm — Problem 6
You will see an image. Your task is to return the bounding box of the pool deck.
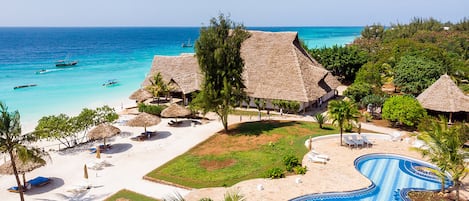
[185,128,469,201]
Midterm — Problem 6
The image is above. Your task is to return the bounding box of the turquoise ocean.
[0,27,362,131]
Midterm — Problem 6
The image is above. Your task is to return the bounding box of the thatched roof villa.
[417,74,469,122]
[142,30,340,112]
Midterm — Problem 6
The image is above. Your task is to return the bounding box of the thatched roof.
[125,113,161,127]
[0,157,46,175]
[129,88,153,102]
[87,123,121,140]
[241,31,339,102]
[161,104,192,118]
[142,31,339,102]
[417,74,469,112]
[142,54,201,94]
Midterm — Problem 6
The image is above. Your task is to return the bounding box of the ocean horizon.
[0,26,362,131]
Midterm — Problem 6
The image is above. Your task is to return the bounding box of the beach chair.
[308,154,327,164]
[343,136,356,148]
[351,135,364,147]
[7,186,25,193]
[362,135,373,147]
[309,150,329,160]
[27,176,51,187]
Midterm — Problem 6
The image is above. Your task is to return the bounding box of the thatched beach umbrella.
[161,104,191,120]
[125,112,161,133]
[129,88,153,102]
[87,123,121,146]
[0,157,46,187]
[417,74,469,123]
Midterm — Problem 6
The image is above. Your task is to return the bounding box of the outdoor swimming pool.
[290,154,452,201]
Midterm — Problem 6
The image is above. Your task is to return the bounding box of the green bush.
[293,166,307,175]
[138,103,166,116]
[283,155,301,172]
[265,167,285,179]
[382,95,427,127]
[199,198,214,201]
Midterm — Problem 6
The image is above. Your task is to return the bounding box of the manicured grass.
[146,120,340,188]
[104,189,160,201]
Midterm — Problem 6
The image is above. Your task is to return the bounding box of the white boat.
[181,38,193,48]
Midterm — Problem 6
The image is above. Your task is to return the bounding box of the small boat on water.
[36,68,64,74]
[55,60,78,67]
[14,84,37,90]
[102,79,119,87]
[181,38,193,48]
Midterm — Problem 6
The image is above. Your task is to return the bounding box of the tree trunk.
[340,127,343,146]
[8,150,25,201]
[456,180,460,201]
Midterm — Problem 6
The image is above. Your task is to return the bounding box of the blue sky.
[1,0,467,27]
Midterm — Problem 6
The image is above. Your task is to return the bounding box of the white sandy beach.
[1,103,468,201]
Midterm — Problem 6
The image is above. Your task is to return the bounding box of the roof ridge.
[290,39,309,102]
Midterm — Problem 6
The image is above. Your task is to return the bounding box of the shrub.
[283,155,301,172]
[382,95,427,127]
[293,166,307,175]
[313,113,328,129]
[199,198,214,201]
[224,189,245,201]
[343,83,373,103]
[138,103,166,116]
[265,167,285,179]
[363,112,372,122]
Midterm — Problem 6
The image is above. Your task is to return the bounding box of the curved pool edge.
[289,153,452,201]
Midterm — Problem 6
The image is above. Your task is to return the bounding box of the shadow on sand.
[24,177,64,195]
[102,143,133,154]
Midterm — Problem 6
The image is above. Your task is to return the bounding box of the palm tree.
[313,113,328,129]
[328,100,360,146]
[413,117,468,199]
[0,101,48,201]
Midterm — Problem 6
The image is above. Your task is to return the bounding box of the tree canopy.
[393,55,445,95]
[193,14,250,131]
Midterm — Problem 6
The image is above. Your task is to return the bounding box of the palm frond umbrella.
[87,123,121,146]
[0,157,46,187]
[125,112,161,133]
[161,104,192,121]
[129,88,153,103]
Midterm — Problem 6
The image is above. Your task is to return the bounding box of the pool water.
[290,154,452,201]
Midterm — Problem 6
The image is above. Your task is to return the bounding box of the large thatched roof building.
[142,30,340,111]
[417,74,469,122]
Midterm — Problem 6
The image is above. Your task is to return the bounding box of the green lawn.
[146,120,340,188]
[104,189,160,201]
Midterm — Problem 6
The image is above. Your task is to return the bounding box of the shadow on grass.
[224,120,299,136]
[320,126,335,130]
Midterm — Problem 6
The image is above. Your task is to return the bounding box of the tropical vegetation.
[35,105,118,149]
[0,101,49,201]
[192,14,250,132]
[413,117,469,200]
[381,95,427,127]
[327,99,360,145]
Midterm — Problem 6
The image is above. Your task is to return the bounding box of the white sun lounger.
[351,135,364,147]
[343,136,357,148]
[309,150,329,160]
[308,154,327,164]
[362,135,373,147]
